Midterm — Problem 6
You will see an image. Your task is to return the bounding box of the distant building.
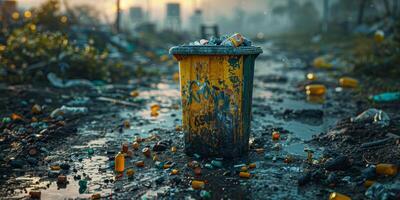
[189,9,203,34]
[165,3,181,31]
[130,6,144,24]
[0,0,18,28]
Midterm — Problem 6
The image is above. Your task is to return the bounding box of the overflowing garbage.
[188,33,252,47]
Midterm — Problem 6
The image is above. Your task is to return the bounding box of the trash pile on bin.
[188,33,253,47]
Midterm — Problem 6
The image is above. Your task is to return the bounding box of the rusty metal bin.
[170,46,262,158]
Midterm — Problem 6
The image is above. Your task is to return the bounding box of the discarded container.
[376,164,397,176]
[171,169,179,175]
[339,77,359,88]
[171,146,177,153]
[115,152,125,173]
[248,163,256,169]
[142,147,151,158]
[329,192,351,200]
[241,166,248,171]
[221,33,245,47]
[239,172,251,178]
[170,45,262,158]
[305,84,326,96]
[192,180,205,190]
[50,165,61,170]
[372,92,400,103]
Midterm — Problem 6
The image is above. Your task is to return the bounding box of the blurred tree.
[34,0,69,31]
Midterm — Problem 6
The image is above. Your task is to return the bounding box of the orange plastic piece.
[50,165,61,170]
[151,104,160,112]
[376,164,398,176]
[339,77,358,88]
[171,169,179,175]
[272,131,280,141]
[248,163,256,169]
[163,164,171,169]
[11,113,23,121]
[305,84,326,96]
[135,161,145,168]
[239,172,251,178]
[151,111,159,117]
[241,166,248,171]
[115,152,125,173]
[329,192,351,200]
[191,180,205,190]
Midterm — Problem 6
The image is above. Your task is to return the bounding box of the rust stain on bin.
[170,46,262,158]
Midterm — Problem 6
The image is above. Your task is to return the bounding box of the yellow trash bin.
[170,46,262,158]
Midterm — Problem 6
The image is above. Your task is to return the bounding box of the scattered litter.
[191,180,205,190]
[47,72,94,88]
[339,77,359,88]
[329,192,351,200]
[115,152,125,172]
[351,108,390,127]
[372,92,400,103]
[305,84,326,96]
[375,164,397,176]
[365,183,394,200]
[239,172,251,179]
[50,106,88,118]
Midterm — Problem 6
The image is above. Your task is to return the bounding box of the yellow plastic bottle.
[305,84,326,96]
[329,192,351,200]
[339,77,359,88]
[376,164,398,176]
[115,152,125,173]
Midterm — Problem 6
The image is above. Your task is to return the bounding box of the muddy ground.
[0,42,399,200]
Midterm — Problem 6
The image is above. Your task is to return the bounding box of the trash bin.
[170,45,263,158]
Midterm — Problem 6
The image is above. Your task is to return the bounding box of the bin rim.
[169,45,263,56]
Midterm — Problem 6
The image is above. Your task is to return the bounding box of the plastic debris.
[221,33,244,47]
[241,166,248,172]
[312,56,332,69]
[191,180,205,190]
[123,120,130,129]
[87,148,94,156]
[272,131,280,141]
[132,142,140,150]
[126,169,135,177]
[171,169,179,175]
[50,165,61,170]
[339,77,359,88]
[130,90,139,97]
[50,106,88,118]
[79,179,88,194]
[29,191,41,199]
[211,160,223,168]
[329,192,351,200]
[365,183,394,200]
[135,161,145,167]
[248,163,256,169]
[47,72,94,88]
[115,152,125,173]
[171,146,177,153]
[376,164,397,176]
[10,113,23,121]
[374,30,385,43]
[372,92,400,103]
[31,104,42,114]
[306,73,317,81]
[142,147,151,157]
[351,108,390,127]
[200,190,211,199]
[305,84,326,96]
[239,172,251,179]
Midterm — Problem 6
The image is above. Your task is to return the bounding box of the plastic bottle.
[329,192,351,200]
[339,77,359,88]
[221,33,244,47]
[115,152,125,173]
[376,164,397,176]
[305,84,326,96]
[192,180,205,190]
[372,92,400,103]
